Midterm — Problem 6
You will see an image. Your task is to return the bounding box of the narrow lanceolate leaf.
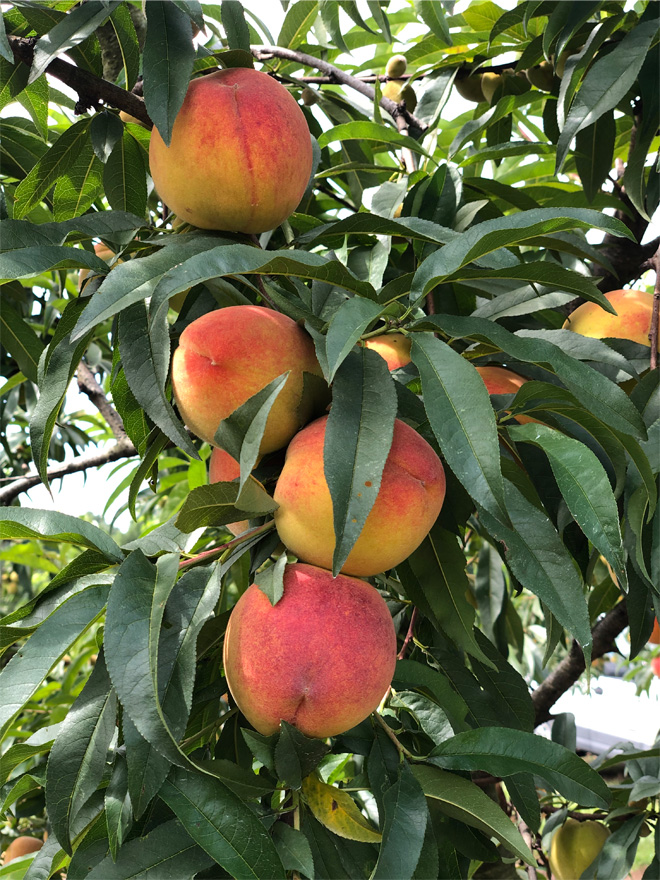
[410,209,634,303]
[278,0,319,49]
[324,297,383,382]
[274,723,330,791]
[429,728,611,808]
[103,130,147,217]
[0,244,108,280]
[29,1,120,83]
[46,654,117,853]
[175,480,278,533]
[412,334,508,525]
[105,752,132,859]
[221,0,251,51]
[509,422,627,589]
[0,508,123,563]
[118,301,197,458]
[324,348,397,575]
[105,3,140,90]
[556,19,659,170]
[143,2,195,146]
[574,111,616,204]
[0,585,108,736]
[411,764,535,866]
[317,122,431,158]
[398,525,493,666]
[0,299,44,382]
[272,824,315,880]
[87,818,215,880]
[301,774,382,843]
[371,762,428,880]
[479,481,593,656]
[161,766,286,880]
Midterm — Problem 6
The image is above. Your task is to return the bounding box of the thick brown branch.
[9,36,152,126]
[252,45,427,136]
[646,243,660,369]
[532,601,628,727]
[0,438,136,506]
[77,362,127,441]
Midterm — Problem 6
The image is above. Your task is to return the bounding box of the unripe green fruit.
[386,54,407,77]
[455,74,486,103]
[481,72,503,104]
[301,87,319,106]
[549,819,609,880]
[383,80,417,111]
[526,61,554,91]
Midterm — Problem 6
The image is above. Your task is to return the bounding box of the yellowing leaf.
[301,774,382,843]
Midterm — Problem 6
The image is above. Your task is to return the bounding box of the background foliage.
[0,1,659,878]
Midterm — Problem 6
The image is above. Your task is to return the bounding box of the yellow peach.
[363,333,412,370]
[562,289,657,349]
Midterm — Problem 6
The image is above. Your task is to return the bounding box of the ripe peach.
[223,562,397,737]
[363,333,412,370]
[1,836,43,865]
[208,447,248,536]
[649,618,660,645]
[652,656,660,678]
[171,306,324,453]
[562,289,657,349]
[273,416,446,576]
[476,365,537,425]
[149,68,313,233]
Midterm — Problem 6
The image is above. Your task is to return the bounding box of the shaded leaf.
[275,722,330,790]
[221,0,251,52]
[103,129,147,217]
[371,761,428,880]
[175,480,278,532]
[0,299,44,382]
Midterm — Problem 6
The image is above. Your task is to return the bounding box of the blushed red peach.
[363,333,412,370]
[209,447,248,536]
[223,562,397,737]
[273,416,446,576]
[562,289,656,349]
[171,305,324,453]
[149,68,313,233]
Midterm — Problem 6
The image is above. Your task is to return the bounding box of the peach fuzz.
[273,416,446,576]
[476,365,538,425]
[223,562,397,737]
[149,68,313,233]
[562,289,657,349]
[171,306,324,454]
[209,447,248,536]
[363,333,412,370]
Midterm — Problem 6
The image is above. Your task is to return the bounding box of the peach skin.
[363,333,412,370]
[562,289,657,349]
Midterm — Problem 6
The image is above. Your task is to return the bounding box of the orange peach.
[223,562,397,737]
[649,618,660,645]
[208,447,248,536]
[476,365,538,425]
[273,416,446,576]
[171,306,324,453]
[652,656,660,678]
[363,333,412,370]
[149,68,313,233]
[2,836,43,865]
[562,289,657,349]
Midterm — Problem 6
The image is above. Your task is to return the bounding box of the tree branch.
[9,35,152,125]
[643,242,660,369]
[252,45,427,136]
[77,362,127,441]
[532,601,628,727]
[0,438,136,506]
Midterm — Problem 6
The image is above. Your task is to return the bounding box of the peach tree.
[0,1,659,878]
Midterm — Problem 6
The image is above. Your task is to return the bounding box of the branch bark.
[77,362,127,441]
[643,242,660,369]
[532,601,629,727]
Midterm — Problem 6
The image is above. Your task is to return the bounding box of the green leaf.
[0,584,108,737]
[29,1,120,84]
[372,761,428,880]
[412,763,535,865]
[0,116,49,181]
[278,0,319,49]
[0,245,109,280]
[411,333,508,525]
[89,110,123,162]
[393,660,469,733]
[253,554,287,607]
[556,16,659,169]
[103,129,147,217]
[324,297,383,382]
[14,117,92,218]
[318,122,432,158]
[45,653,117,853]
[221,0,251,52]
[584,813,646,880]
[176,481,278,532]
[367,0,392,43]
[429,727,612,808]
[480,480,593,654]
[0,508,123,562]
[0,13,12,62]
[118,300,197,458]
[319,0,349,53]
[0,56,30,112]
[508,422,627,589]
[324,348,397,575]
[143,1,195,146]
[275,722,330,790]
[411,209,634,303]
[160,765,286,880]
[52,137,103,221]
[0,299,44,382]
[574,110,616,204]
[469,630,535,732]
[105,3,140,89]
[398,524,493,666]
[414,0,451,45]
[301,773,381,843]
[86,818,214,879]
[272,824,315,880]
[104,752,132,859]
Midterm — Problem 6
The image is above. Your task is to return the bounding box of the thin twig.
[397,606,418,660]
[373,711,415,759]
[77,362,127,441]
[178,520,276,570]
